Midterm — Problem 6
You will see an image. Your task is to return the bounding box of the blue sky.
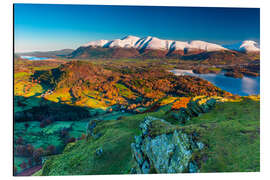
[14,4,260,52]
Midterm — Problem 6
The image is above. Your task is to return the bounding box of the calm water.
[20,56,52,61]
[170,69,260,96]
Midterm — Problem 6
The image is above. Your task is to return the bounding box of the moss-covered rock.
[170,97,216,124]
[131,116,203,174]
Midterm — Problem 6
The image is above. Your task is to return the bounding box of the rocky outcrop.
[170,97,216,124]
[130,116,204,174]
[86,119,102,140]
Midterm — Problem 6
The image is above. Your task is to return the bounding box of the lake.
[20,56,52,61]
[170,69,260,96]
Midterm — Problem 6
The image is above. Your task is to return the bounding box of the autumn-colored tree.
[60,128,69,138]
[66,137,76,144]
[40,121,45,128]
[15,144,34,157]
[28,158,33,167]
[16,136,24,145]
[33,148,44,164]
[80,133,86,140]
[26,144,34,157]
[19,161,27,170]
[46,145,56,155]
[171,97,191,110]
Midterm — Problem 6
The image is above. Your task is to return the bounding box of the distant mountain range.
[16,49,74,57]
[80,35,260,52]
[67,35,259,60]
[15,36,260,62]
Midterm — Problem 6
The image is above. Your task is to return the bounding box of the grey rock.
[86,120,100,139]
[189,161,198,173]
[130,167,137,174]
[196,142,204,150]
[96,147,103,156]
[131,143,144,165]
[141,160,150,174]
[131,116,204,174]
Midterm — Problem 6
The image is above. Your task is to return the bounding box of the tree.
[46,145,56,155]
[26,144,34,157]
[24,123,29,131]
[28,158,33,168]
[19,161,27,170]
[33,148,44,165]
[80,133,86,140]
[66,137,76,144]
[16,136,24,145]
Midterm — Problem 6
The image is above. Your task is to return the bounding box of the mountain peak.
[240,40,260,52]
[224,40,260,52]
[122,35,140,40]
[81,35,259,53]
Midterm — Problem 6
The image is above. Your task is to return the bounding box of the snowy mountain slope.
[81,35,229,52]
[82,40,109,47]
[189,40,226,51]
[239,40,260,52]
[80,35,259,54]
[223,40,260,52]
[108,35,141,48]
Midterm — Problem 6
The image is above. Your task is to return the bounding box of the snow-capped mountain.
[82,40,109,48]
[81,35,228,52]
[223,40,260,52]
[69,35,260,60]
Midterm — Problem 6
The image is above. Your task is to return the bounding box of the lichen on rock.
[131,116,204,174]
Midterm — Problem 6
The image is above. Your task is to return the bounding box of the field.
[13,57,260,175]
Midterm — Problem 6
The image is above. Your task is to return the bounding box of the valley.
[13,3,261,176]
[14,49,260,175]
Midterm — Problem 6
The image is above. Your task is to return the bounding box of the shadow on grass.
[14,95,91,122]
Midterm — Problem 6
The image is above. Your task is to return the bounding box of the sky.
[14,4,260,52]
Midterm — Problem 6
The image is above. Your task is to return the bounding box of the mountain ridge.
[16,49,75,57]
[80,35,259,53]
[67,35,259,60]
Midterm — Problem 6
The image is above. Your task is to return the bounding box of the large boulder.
[131,116,204,174]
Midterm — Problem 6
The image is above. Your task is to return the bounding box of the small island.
[224,71,244,78]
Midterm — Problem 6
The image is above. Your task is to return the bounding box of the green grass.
[40,97,260,175]
[14,120,90,173]
[14,72,31,79]
[32,169,43,176]
[182,97,260,172]
[114,83,135,98]
[40,104,172,175]
[208,67,222,72]
[42,119,138,175]
[14,71,44,97]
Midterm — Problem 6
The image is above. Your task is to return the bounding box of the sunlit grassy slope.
[41,96,260,175]
[183,97,260,172]
[14,71,44,97]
